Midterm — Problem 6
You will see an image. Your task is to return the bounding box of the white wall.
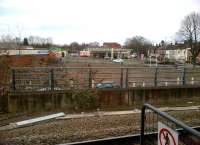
[165,49,190,61]
[0,49,49,56]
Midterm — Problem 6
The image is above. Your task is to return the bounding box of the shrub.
[71,90,99,111]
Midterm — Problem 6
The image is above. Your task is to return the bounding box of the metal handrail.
[140,103,200,145]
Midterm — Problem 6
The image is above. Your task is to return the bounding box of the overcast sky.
[0,0,200,45]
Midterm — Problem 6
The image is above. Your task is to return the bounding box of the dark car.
[96,81,120,88]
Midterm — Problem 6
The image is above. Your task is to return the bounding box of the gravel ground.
[0,110,199,145]
[0,114,140,145]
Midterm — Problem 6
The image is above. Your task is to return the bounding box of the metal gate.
[140,103,200,145]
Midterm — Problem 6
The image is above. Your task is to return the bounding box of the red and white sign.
[158,122,178,145]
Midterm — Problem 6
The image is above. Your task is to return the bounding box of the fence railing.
[8,66,200,92]
[140,103,200,145]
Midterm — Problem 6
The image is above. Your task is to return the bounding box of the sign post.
[158,122,178,145]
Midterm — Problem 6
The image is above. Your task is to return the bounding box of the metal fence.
[9,66,200,91]
[140,103,200,145]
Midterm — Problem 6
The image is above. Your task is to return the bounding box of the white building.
[165,48,191,62]
[0,48,49,56]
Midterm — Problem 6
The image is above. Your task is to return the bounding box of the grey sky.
[0,0,199,44]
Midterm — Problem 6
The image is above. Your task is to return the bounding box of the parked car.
[131,53,137,58]
[96,81,120,88]
[113,58,123,63]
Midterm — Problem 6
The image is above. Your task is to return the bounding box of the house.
[148,46,192,63]
[165,48,191,62]
[148,47,165,59]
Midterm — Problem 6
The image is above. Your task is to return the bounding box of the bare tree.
[0,35,19,49]
[124,36,152,56]
[0,25,24,50]
[178,12,200,64]
[28,36,53,48]
[69,42,81,53]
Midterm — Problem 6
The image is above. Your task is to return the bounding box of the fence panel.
[9,66,200,92]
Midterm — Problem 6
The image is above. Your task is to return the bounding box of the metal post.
[150,56,151,67]
[50,69,54,91]
[12,69,16,91]
[140,106,145,145]
[120,65,123,88]
[125,68,129,88]
[88,68,92,88]
[182,68,186,85]
[111,48,113,60]
[156,55,158,67]
[154,67,158,87]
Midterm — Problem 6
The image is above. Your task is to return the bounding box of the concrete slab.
[58,106,200,120]
[0,112,65,131]
[14,112,65,126]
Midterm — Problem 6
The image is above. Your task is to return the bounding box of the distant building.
[103,42,121,49]
[148,46,192,62]
[85,48,130,59]
[0,48,49,56]
[80,51,90,57]
[79,42,129,59]
[0,47,56,66]
[87,42,100,48]
[165,48,191,62]
[49,47,67,58]
[148,47,166,62]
